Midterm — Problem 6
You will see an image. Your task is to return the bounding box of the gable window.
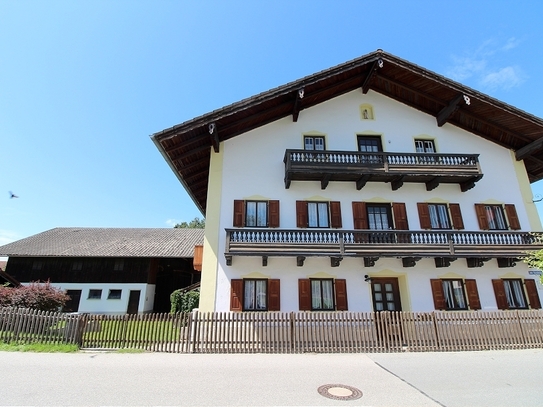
[233,200,280,228]
[415,139,436,153]
[304,135,325,151]
[298,278,348,311]
[230,279,280,311]
[107,289,122,300]
[358,135,383,164]
[72,261,83,271]
[114,259,124,271]
[431,279,480,310]
[475,204,520,230]
[296,201,342,228]
[418,203,464,230]
[32,260,43,271]
[88,289,102,300]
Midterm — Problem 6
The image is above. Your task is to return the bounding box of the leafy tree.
[523,250,543,284]
[0,281,70,311]
[174,217,205,229]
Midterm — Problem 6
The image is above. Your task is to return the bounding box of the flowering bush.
[0,281,70,312]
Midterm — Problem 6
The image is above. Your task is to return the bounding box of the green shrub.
[170,289,199,313]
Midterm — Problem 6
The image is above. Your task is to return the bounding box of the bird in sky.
[9,191,18,199]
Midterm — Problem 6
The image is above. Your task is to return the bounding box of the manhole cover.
[317,384,363,401]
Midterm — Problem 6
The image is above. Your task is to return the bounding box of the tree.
[0,281,70,311]
[174,217,205,229]
[523,249,543,284]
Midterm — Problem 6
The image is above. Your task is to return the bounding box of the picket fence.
[1,307,543,353]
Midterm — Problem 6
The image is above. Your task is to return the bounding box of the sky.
[2,0,543,250]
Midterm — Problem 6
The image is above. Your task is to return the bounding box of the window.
[418,203,464,230]
[352,202,408,231]
[415,139,436,153]
[72,261,83,271]
[230,279,280,311]
[88,289,102,300]
[233,200,280,228]
[367,204,392,230]
[475,204,520,230]
[246,201,267,227]
[32,260,43,270]
[107,289,122,300]
[358,136,383,164]
[371,278,402,311]
[493,279,541,310]
[304,135,325,150]
[308,202,329,228]
[431,279,480,310]
[298,279,348,311]
[114,259,124,271]
[296,201,342,228]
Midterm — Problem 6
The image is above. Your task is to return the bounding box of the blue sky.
[2,0,543,249]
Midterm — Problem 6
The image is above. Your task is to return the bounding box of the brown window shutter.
[335,279,348,311]
[230,279,243,311]
[296,201,308,228]
[430,279,447,310]
[449,203,465,230]
[233,200,245,227]
[417,203,431,229]
[298,279,311,310]
[392,202,409,230]
[268,200,280,228]
[352,202,368,229]
[492,279,508,310]
[505,204,521,230]
[464,279,481,310]
[524,279,541,309]
[268,279,281,311]
[330,201,342,228]
[475,204,489,230]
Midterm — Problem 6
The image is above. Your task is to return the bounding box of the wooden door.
[371,278,402,311]
[127,290,141,314]
[63,290,82,312]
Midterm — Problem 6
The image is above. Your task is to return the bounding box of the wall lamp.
[364,274,372,283]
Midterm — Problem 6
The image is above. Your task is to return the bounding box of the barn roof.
[151,49,543,215]
[0,228,204,258]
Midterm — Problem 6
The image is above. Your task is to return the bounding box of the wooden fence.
[2,307,543,353]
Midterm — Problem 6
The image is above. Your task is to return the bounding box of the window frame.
[310,279,335,311]
[107,289,122,300]
[307,202,330,228]
[414,139,436,153]
[441,279,468,310]
[366,203,393,230]
[113,259,124,271]
[304,135,326,151]
[245,201,268,228]
[502,279,528,309]
[88,289,102,300]
[243,279,268,311]
[428,203,452,229]
[72,261,83,271]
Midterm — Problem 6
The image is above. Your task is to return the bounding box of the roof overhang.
[151,49,543,215]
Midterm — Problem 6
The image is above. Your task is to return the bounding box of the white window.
[503,279,527,309]
[415,139,436,153]
[243,280,267,311]
[311,279,334,310]
[304,136,325,151]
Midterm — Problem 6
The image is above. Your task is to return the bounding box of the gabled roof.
[0,228,205,258]
[151,49,543,214]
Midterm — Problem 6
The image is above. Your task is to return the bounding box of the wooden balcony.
[284,150,483,191]
[225,229,543,268]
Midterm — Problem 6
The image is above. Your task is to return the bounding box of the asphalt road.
[1,349,542,406]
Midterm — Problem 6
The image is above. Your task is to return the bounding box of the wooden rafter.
[208,123,220,153]
[516,137,543,161]
[436,94,467,127]
[292,88,304,122]
[361,60,381,94]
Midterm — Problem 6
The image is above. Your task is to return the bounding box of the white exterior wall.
[210,90,543,312]
[45,282,155,314]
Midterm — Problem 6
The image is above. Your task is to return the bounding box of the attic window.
[72,261,83,271]
[114,259,124,271]
[32,260,43,270]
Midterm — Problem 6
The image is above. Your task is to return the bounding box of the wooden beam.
[296,256,306,267]
[321,174,331,190]
[330,256,343,267]
[435,257,457,268]
[262,256,268,267]
[460,175,483,192]
[361,60,381,94]
[364,257,379,267]
[391,176,405,191]
[208,123,219,153]
[225,255,232,266]
[402,257,421,268]
[292,88,304,122]
[516,137,543,161]
[497,257,517,268]
[356,174,371,190]
[436,94,465,127]
[426,177,440,191]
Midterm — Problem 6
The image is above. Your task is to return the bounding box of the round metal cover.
[317,384,363,401]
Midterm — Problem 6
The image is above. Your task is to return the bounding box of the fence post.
[189,310,198,353]
[290,312,295,353]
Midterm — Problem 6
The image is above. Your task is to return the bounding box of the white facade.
[201,89,543,313]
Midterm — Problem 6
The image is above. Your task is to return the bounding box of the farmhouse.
[151,50,543,314]
[0,227,204,314]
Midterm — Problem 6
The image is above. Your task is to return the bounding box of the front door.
[127,290,141,314]
[63,290,82,312]
[371,278,402,311]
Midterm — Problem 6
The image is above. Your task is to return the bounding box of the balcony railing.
[284,150,483,191]
[225,229,543,263]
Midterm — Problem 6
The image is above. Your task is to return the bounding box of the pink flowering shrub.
[0,281,69,312]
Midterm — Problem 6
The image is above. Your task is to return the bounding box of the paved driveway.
[1,349,542,406]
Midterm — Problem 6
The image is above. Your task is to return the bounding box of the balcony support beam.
[391,176,405,191]
[460,175,483,192]
[364,257,379,267]
[402,257,421,267]
[467,257,491,268]
[330,256,343,267]
[356,174,371,190]
[426,177,440,191]
[262,256,268,267]
[321,174,331,190]
[296,256,306,267]
[435,257,457,268]
[497,257,517,268]
[225,255,232,266]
